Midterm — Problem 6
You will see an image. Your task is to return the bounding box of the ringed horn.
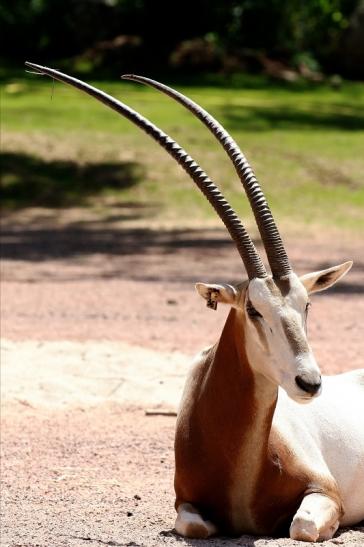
[122,74,292,280]
[25,62,267,280]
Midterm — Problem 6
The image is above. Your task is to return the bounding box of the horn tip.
[122,75,151,85]
[121,74,137,80]
[25,61,44,74]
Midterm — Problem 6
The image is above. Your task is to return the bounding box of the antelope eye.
[246,301,262,319]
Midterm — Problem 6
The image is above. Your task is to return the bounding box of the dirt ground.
[1,210,364,547]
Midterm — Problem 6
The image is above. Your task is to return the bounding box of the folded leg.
[290,492,341,542]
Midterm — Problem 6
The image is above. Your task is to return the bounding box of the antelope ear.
[300,261,353,294]
[195,283,238,307]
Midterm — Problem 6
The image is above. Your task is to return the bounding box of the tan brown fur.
[175,306,257,531]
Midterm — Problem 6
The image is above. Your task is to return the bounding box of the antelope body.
[25,62,364,542]
[175,281,364,541]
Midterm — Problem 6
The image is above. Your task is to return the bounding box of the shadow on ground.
[1,218,364,294]
[0,151,144,208]
[1,223,238,260]
[158,526,364,546]
[220,102,364,132]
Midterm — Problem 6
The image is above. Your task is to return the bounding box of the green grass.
[2,71,364,231]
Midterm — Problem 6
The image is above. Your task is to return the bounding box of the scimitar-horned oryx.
[25,63,364,542]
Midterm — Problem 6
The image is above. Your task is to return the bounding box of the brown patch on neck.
[175,306,282,534]
[174,308,257,532]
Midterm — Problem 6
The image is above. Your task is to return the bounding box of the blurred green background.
[2,0,364,231]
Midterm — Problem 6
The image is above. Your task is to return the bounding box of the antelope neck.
[204,308,278,531]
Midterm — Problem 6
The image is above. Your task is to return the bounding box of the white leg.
[175,502,218,538]
[290,493,341,542]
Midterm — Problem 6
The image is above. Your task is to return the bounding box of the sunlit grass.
[2,72,364,231]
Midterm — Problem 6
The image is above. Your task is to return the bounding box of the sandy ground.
[1,211,364,546]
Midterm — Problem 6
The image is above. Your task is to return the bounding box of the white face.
[243,273,322,403]
[196,260,351,402]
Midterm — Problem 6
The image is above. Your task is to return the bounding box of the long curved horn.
[122,74,291,279]
[25,62,267,280]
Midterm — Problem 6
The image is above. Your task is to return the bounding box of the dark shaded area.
[0,152,144,208]
[319,282,364,295]
[1,1,362,78]
[165,530,258,546]
[173,527,364,546]
[0,66,349,93]
[220,102,364,132]
[0,224,237,262]
[0,222,247,284]
[1,221,363,293]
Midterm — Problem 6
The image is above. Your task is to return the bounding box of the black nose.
[295,375,322,395]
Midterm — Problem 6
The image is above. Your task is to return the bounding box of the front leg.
[290,492,342,542]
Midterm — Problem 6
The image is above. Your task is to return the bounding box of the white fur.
[246,274,322,400]
[274,370,364,525]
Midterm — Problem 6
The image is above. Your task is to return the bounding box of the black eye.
[305,302,311,313]
[246,300,262,319]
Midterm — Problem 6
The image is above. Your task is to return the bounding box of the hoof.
[175,503,217,539]
[290,513,319,542]
[176,520,210,539]
[318,520,339,541]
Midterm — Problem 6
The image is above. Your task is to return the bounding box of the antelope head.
[196,262,351,403]
[25,64,352,403]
